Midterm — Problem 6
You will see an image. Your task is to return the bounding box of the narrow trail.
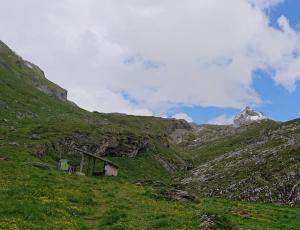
[84,189,107,229]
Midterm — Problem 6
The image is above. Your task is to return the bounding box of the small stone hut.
[74,148,119,177]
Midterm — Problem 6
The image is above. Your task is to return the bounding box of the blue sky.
[172,68,300,124]
[170,0,300,124]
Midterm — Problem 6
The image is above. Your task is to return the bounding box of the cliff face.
[0,40,68,102]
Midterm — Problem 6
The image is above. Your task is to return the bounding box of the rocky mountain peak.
[233,106,266,127]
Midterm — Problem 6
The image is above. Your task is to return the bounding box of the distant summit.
[233,106,266,127]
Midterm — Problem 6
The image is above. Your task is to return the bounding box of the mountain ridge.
[0,40,69,102]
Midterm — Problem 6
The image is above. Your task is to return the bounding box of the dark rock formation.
[163,189,196,202]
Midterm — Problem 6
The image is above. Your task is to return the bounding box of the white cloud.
[247,0,283,9]
[68,88,153,116]
[171,113,193,123]
[208,115,234,125]
[0,0,299,116]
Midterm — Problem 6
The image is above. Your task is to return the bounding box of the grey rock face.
[168,120,192,144]
[23,61,68,102]
[36,85,68,101]
[163,189,196,202]
[43,134,155,159]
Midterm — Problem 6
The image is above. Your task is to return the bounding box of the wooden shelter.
[74,147,119,176]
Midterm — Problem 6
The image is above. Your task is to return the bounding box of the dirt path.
[84,189,107,229]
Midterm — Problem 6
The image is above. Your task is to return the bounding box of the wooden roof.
[74,147,119,168]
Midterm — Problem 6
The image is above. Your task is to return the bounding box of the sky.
[0,0,300,124]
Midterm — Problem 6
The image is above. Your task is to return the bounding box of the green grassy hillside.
[181,120,300,204]
[1,40,300,229]
[0,38,187,182]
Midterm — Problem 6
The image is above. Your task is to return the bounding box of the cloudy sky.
[1,0,300,124]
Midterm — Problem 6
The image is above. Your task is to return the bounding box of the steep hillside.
[0,38,191,182]
[1,40,300,229]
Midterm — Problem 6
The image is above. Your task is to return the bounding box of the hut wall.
[104,164,118,176]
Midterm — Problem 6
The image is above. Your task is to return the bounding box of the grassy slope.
[182,121,281,165]
[2,148,300,229]
[0,41,183,182]
[181,118,300,204]
[1,40,300,229]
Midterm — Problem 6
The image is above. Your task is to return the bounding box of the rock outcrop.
[168,119,192,144]
[35,84,68,102]
[39,133,155,159]
[163,189,196,202]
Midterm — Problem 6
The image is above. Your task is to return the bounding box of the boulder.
[163,189,196,202]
